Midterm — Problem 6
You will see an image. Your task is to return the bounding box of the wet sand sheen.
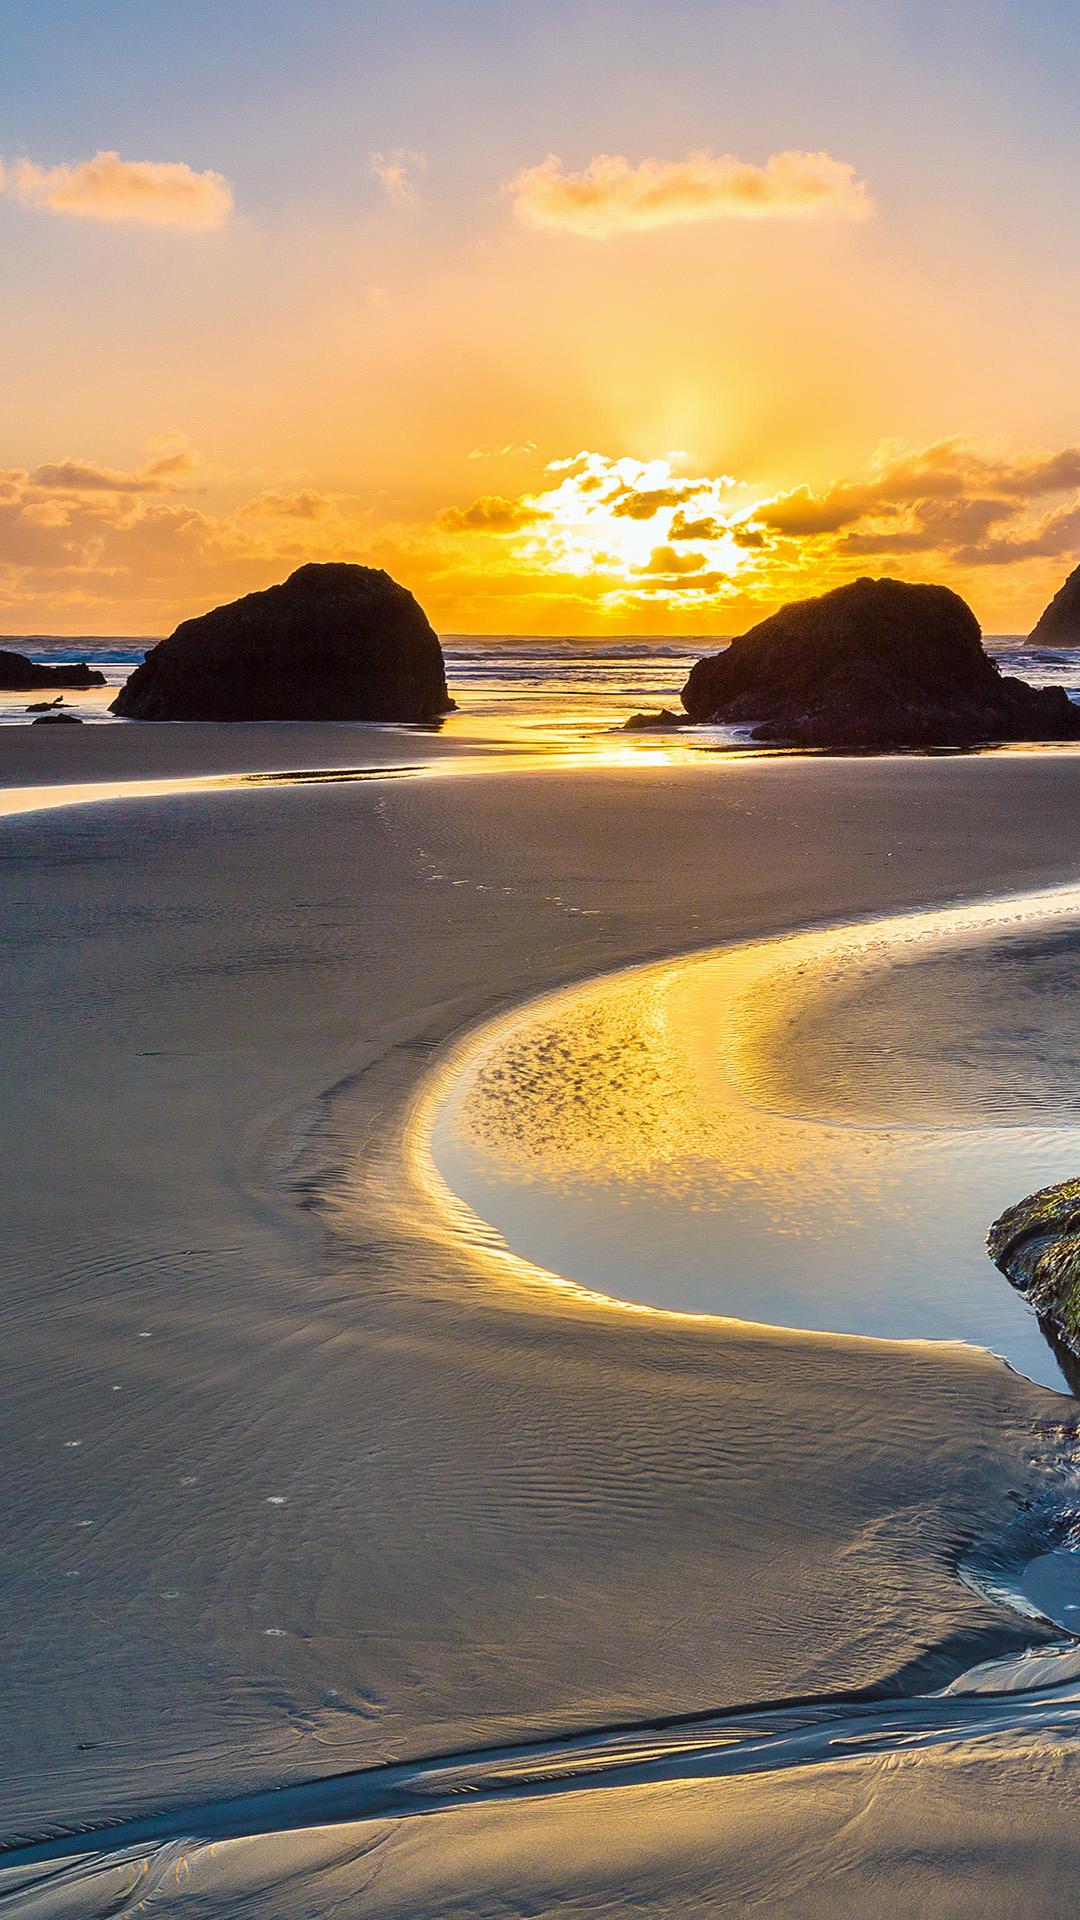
[425,878,1080,1391]
[13,750,1080,1912]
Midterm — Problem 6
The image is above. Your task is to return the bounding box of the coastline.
[6,742,1080,1906]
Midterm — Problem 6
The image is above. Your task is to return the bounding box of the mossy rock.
[988,1176,1080,1349]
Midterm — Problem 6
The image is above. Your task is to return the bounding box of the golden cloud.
[642,545,709,575]
[30,441,200,494]
[505,148,873,237]
[437,494,543,532]
[0,151,233,228]
[8,435,1080,636]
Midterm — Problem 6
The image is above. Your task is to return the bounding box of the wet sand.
[5,736,1080,1911]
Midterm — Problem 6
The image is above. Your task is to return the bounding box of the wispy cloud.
[369,148,427,208]
[467,441,537,461]
[238,489,330,521]
[505,148,872,237]
[0,151,232,228]
[30,436,200,494]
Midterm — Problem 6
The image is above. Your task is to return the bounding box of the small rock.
[622,708,685,731]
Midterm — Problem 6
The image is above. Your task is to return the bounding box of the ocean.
[3,634,1080,732]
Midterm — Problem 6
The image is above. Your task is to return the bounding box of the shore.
[6,730,1080,1911]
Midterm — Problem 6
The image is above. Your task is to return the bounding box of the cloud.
[239,489,331,521]
[10,432,1080,637]
[749,438,1080,567]
[432,452,756,612]
[467,441,538,460]
[505,148,872,237]
[759,439,1080,539]
[29,438,200,494]
[956,502,1080,567]
[610,483,699,519]
[669,511,723,541]
[369,148,427,208]
[642,545,708,575]
[437,493,543,532]
[0,151,232,228]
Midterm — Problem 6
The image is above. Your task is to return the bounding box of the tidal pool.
[428,883,1080,1392]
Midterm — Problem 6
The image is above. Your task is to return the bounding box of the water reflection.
[427,883,1080,1391]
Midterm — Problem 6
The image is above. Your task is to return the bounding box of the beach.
[6,727,1080,1910]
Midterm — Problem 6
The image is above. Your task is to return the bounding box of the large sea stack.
[112,563,453,722]
[0,650,105,691]
[1028,562,1080,646]
[682,576,1080,748]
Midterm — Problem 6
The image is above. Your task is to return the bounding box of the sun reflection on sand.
[0,731,763,822]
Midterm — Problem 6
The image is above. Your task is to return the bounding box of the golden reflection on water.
[0,735,746,823]
[422,880,1080,1382]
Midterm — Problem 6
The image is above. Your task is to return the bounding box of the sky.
[4,0,1080,635]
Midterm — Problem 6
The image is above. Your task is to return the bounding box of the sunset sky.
[6,0,1080,636]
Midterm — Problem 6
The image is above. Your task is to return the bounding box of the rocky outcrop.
[1028,564,1080,646]
[0,650,105,691]
[682,577,1080,748]
[988,1177,1080,1381]
[111,563,453,723]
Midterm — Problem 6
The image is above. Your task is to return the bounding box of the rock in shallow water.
[111,562,454,723]
[681,576,1080,748]
[0,650,105,691]
[988,1176,1080,1372]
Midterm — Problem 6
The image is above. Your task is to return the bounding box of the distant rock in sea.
[31,710,83,725]
[681,576,1080,748]
[111,563,454,723]
[0,650,105,691]
[1028,562,1080,646]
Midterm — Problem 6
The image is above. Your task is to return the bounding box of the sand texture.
[5,738,1080,1909]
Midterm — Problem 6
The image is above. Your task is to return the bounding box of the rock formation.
[1028,563,1080,646]
[111,563,453,722]
[988,1176,1080,1382]
[0,650,105,691]
[681,577,1080,747]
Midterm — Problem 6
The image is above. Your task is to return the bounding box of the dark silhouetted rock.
[622,707,686,731]
[31,710,83,725]
[681,577,1080,748]
[111,563,453,722]
[0,650,105,690]
[1028,563,1080,646]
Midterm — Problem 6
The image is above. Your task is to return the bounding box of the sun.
[511,452,756,603]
